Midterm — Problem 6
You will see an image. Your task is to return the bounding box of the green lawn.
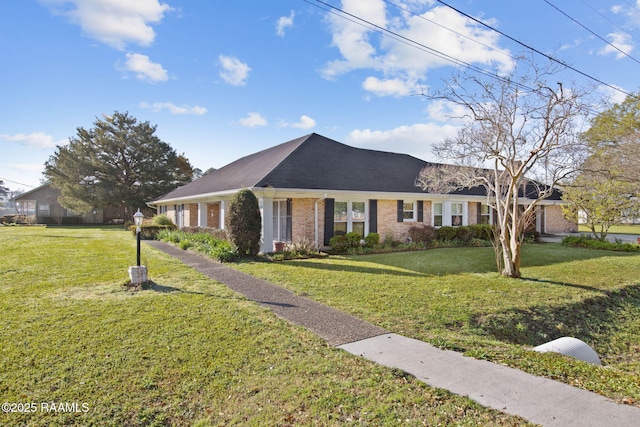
[579,223,640,235]
[0,226,531,426]
[234,245,640,407]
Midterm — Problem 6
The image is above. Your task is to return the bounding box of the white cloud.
[321,0,386,79]
[140,102,206,115]
[346,122,460,162]
[598,32,634,59]
[121,53,168,82]
[41,0,171,50]
[362,76,414,97]
[276,10,295,36]
[238,112,267,127]
[0,132,66,149]
[321,1,513,95]
[219,55,251,86]
[283,115,317,130]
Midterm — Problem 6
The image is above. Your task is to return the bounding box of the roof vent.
[534,337,601,365]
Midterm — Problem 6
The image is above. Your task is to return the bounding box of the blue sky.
[2,0,639,192]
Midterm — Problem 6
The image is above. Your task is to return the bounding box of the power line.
[306,0,632,106]
[381,0,517,64]
[432,0,632,99]
[0,176,36,188]
[544,0,640,65]
[306,0,537,94]
[579,0,630,35]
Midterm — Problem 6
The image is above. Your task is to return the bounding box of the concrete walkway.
[147,241,640,427]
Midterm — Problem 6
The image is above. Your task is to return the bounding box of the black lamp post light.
[128,208,148,285]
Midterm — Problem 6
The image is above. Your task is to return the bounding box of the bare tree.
[416,58,590,278]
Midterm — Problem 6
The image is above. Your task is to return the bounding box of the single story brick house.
[149,133,575,253]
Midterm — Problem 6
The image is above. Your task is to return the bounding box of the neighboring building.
[150,133,575,252]
[12,183,125,224]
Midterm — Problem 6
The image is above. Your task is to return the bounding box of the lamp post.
[133,208,144,266]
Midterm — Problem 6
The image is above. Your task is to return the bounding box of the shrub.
[455,226,474,243]
[364,232,380,247]
[562,235,640,252]
[468,224,494,241]
[157,229,238,262]
[329,232,362,253]
[408,225,437,244]
[178,240,192,250]
[151,214,174,226]
[130,224,176,240]
[437,226,457,241]
[226,189,262,257]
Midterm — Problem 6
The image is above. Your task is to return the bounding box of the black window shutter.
[324,198,335,246]
[369,200,377,233]
[286,199,292,241]
[417,200,424,222]
[477,202,482,224]
[397,200,404,222]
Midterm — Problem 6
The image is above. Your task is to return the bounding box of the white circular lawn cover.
[534,337,602,365]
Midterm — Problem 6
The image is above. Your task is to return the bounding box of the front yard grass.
[0,226,531,426]
[233,245,640,407]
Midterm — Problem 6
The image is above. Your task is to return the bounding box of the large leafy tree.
[562,177,637,241]
[44,112,194,217]
[416,58,589,278]
[561,94,640,235]
[580,93,640,186]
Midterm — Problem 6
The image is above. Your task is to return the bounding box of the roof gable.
[256,134,434,193]
[153,134,309,202]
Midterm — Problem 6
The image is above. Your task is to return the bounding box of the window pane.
[352,221,364,237]
[352,202,365,220]
[334,202,348,221]
[451,203,463,215]
[452,215,462,226]
[334,222,347,236]
[481,204,490,214]
[403,202,413,211]
[433,203,443,215]
[434,215,442,227]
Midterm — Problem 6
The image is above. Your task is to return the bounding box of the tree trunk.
[500,239,521,278]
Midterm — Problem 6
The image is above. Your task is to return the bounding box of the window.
[432,201,467,227]
[273,200,292,242]
[352,201,366,236]
[334,201,348,236]
[479,204,491,224]
[38,203,50,216]
[403,202,416,222]
[334,201,367,237]
[451,203,463,226]
[433,203,443,227]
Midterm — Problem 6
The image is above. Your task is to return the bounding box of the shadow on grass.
[283,260,429,278]
[471,283,640,347]
[520,277,607,294]
[336,244,640,277]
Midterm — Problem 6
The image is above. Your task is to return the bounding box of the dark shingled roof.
[152,133,561,202]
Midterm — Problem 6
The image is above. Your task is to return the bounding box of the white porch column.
[197,202,207,227]
[259,197,274,253]
[219,201,226,229]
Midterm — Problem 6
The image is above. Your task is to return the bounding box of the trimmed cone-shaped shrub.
[226,189,262,257]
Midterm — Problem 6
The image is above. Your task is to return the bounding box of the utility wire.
[433,0,632,99]
[0,176,36,188]
[544,0,640,65]
[307,0,537,94]
[381,0,516,64]
[579,0,630,35]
